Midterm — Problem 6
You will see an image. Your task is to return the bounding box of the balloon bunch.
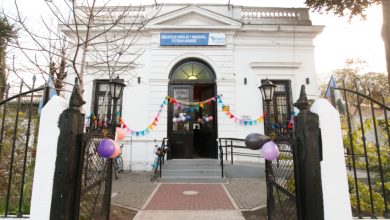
[245,133,280,161]
[196,116,213,124]
[97,127,126,158]
[172,113,192,123]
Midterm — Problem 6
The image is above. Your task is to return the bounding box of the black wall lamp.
[138,76,141,84]
[244,77,247,85]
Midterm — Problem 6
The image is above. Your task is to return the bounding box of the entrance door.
[168,84,217,159]
[169,85,193,159]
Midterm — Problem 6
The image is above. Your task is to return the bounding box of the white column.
[30,96,68,220]
[310,98,352,220]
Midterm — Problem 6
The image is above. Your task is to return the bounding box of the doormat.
[145,184,234,210]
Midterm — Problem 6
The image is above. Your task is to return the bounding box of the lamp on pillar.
[259,79,276,135]
[109,76,126,135]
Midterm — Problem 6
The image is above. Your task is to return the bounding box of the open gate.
[75,132,112,220]
[265,133,299,220]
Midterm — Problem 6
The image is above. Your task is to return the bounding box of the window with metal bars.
[92,80,123,123]
[262,80,293,135]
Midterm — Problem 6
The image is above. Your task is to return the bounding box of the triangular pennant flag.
[152,121,157,126]
[141,131,145,136]
[155,117,159,122]
[257,118,262,122]
[148,125,154,130]
[199,102,204,108]
[211,97,216,101]
[145,129,150,134]
[244,121,248,126]
[218,98,223,104]
[249,121,253,126]
[230,114,234,119]
[253,120,257,125]
[135,132,139,136]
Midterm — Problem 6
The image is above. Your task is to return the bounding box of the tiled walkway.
[145,184,235,210]
[225,178,267,210]
[111,172,267,211]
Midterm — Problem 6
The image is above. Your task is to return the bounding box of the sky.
[0,0,386,85]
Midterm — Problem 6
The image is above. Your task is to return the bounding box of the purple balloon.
[261,141,280,161]
[97,139,115,158]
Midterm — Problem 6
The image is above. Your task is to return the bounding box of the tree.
[6,0,160,98]
[305,0,390,87]
[332,59,390,99]
[0,16,16,100]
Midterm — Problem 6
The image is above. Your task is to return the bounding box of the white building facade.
[66,4,323,170]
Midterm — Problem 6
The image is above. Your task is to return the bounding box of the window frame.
[91,79,123,122]
[262,80,293,133]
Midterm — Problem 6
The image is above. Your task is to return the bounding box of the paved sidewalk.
[225,178,267,210]
[134,210,245,220]
[111,171,158,210]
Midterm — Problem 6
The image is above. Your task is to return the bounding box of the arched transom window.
[171,61,214,81]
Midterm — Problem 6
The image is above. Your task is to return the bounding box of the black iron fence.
[333,81,390,218]
[75,132,112,220]
[0,78,47,217]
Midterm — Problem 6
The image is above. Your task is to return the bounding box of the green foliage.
[0,16,16,47]
[0,103,39,216]
[304,0,382,18]
[343,116,390,217]
[348,176,387,216]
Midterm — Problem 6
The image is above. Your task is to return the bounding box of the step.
[163,163,220,170]
[162,169,221,177]
[223,161,265,178]
[159,176,226,183]
[164,159,219,165]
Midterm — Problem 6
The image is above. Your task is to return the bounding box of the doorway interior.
[167,59,217,159]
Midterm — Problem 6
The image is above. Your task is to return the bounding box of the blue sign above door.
[160,33,225,46]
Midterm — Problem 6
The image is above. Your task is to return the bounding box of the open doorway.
[167,59,217,159]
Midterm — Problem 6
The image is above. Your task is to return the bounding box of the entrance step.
[160,159,225,183]
[223,161,265,178]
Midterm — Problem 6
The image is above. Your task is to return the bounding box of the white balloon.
[172,118,177,123]
[181,116,186,121]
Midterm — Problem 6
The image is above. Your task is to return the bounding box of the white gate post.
[29,96,68,220]
[310,98,353,220]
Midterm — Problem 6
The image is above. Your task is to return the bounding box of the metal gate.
[0,77,47,218]
[75,132,112,220]
[265,133,299,220]
[333,81,390,218]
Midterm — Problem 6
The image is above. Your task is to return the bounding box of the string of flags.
[87,95,272,137]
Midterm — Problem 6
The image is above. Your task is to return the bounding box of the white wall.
[310,98,353,220]
[30,96,68,220]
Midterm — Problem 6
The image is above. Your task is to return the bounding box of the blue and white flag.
[325,75,345,114]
